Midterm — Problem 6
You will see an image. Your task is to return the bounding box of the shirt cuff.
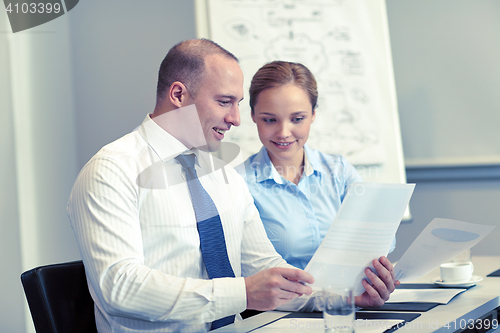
[213,277,247,320]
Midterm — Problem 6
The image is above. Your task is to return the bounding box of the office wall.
[69,0,197,168]
[387,0,500,165]
[386,0,500,260]
[0,18,25,332]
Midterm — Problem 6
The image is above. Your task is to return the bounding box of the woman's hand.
[354,256,400,308]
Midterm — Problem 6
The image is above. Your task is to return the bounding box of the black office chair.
[20,260,97,333]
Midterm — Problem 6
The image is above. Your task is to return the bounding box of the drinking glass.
[323,286,355,333]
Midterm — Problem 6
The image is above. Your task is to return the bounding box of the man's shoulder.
[93,130,146,162]
[80,130,150,178]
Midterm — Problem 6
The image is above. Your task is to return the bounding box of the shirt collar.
[137,114,190,163]
[303,144,329,176]
[303,145,315,177]
[251,144,325,183]
[252,147,284,184]
[138,114,222,171]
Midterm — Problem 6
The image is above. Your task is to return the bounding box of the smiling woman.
[249,61,318,185]
[251,84,315,184]
[239,61,368,270]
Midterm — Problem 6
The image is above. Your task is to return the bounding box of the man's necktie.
[175,154,236,330]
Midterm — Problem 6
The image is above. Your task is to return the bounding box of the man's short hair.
[156,39,238,105]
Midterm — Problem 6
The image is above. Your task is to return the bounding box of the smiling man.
[67,39,314,333]
[152,40,243,152]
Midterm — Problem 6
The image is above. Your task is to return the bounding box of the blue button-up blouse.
[238,144,394,270]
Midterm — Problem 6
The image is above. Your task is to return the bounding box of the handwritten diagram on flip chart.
[204,0,402,167]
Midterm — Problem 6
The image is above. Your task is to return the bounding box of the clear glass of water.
[323,286,355,333]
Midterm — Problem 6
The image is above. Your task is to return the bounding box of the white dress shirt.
[67,115,290,333]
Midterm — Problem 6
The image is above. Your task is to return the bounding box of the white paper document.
[394,218,495,282]
[387,288,466,304]
[305,183,415,295]
[253,318,404,333]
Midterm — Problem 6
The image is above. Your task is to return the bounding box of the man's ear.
[168,81,191,108]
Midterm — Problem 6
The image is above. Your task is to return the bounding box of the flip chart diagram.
[206,0,394,166]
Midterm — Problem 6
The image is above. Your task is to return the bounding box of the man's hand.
[355,256,400,308]
[245,267,314,311]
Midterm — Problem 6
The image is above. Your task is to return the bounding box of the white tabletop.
[214,255,500,332]
[397,255,500,332]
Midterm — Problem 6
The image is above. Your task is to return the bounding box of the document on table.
[394,218,495,282]
[387,288,466,304]
[305,182,415,295]
[253,318,404,333]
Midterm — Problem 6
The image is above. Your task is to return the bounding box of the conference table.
[214,256,500,332]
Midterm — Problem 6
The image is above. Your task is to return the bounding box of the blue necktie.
[175,154,236,330]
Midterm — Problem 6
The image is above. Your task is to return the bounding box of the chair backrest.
[20,260,97,333]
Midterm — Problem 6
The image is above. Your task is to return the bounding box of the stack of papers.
[387,289,466,304]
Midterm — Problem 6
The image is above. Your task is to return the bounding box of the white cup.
[323,287,355,333]
[440,262,474,283]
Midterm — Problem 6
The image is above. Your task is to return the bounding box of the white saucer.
[432,275,483,287]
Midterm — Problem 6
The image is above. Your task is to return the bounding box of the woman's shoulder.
[305,145,360,182]
[305,145,352,168]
